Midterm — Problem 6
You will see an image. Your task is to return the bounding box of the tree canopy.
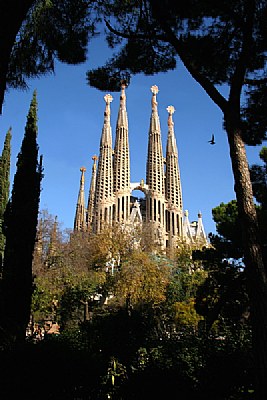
[0,0,99,113]
[87,0,267,144]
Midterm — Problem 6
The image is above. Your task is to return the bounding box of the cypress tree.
[0,128,11,269]
[0,91,43,344]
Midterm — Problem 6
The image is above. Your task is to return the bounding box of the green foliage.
[192,167,267,340]
[3,90,43,244]
[204,148,267,263]
[250,146,267,262]
[166,245,204,298]
[210,200,244,260]
[195,257,249,333]
[32,226,107,327]
[250,146,267,207]
[87,64,131,92]
[173,299,203,331]
[242,84,267,145]
[32,261,106,326]
[7,0,99,90]
[192,201,252,335]
[102,357,128,399]
[212,200,239,239]
[87,37,177,91]
[113,251,171,309]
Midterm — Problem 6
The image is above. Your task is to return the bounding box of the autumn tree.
[112,251,171,315]
[0,91,43,345]
[32,226,115,329]
[0,128,11,268]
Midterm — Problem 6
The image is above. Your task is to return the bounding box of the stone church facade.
[74,82,207,249]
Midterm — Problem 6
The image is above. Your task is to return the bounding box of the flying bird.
[208,134,215,145]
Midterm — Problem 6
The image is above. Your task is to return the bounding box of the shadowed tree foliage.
[195,144,267,332]
[250,147,267,261]
[0,0,99,114]
[209,200,244,260]
[250,147,267,206]
[0,0,35,114]
[0,91,43,346]
[0,128,11,269]
[208,147,267,262]
[192,148,267,396]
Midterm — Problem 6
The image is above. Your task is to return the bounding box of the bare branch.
[149,12,228,112]
[104,18,168,42]
[244,77,267,86]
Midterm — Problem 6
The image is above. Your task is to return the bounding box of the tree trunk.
[84,301,89,321]
[226,122,267,399]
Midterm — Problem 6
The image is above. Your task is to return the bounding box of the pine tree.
[0,90,43,344]
[0,128,11,269]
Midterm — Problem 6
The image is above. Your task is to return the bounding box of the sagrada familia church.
[73,82,207,250]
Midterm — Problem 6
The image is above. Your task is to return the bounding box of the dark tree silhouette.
[0,0,35,114]
[0,0,98,114]
[0,91,43,345]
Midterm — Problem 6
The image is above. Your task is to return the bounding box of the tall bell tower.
[165,105,183,247]
[145,85,166,246]
[93,94,114,233]
[113,81,131,224]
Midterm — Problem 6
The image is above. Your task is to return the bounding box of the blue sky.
[0,36,264,236]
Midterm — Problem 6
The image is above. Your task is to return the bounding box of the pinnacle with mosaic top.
[167,105,175,126]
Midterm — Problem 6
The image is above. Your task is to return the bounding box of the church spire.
[146,85,165,195]
[94,94,114,232]
[183,210,193,241]
[146,85,165,244]
[87,155,98,230]
[166,106,177,153]
[101,93,113,146]
[165,106,183,240]
[165,105,183,210]
[150,85,161,132]
[196,211,207,242]
[117,80,127,124]
[113,80,131,223]
[74,167,87,231]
